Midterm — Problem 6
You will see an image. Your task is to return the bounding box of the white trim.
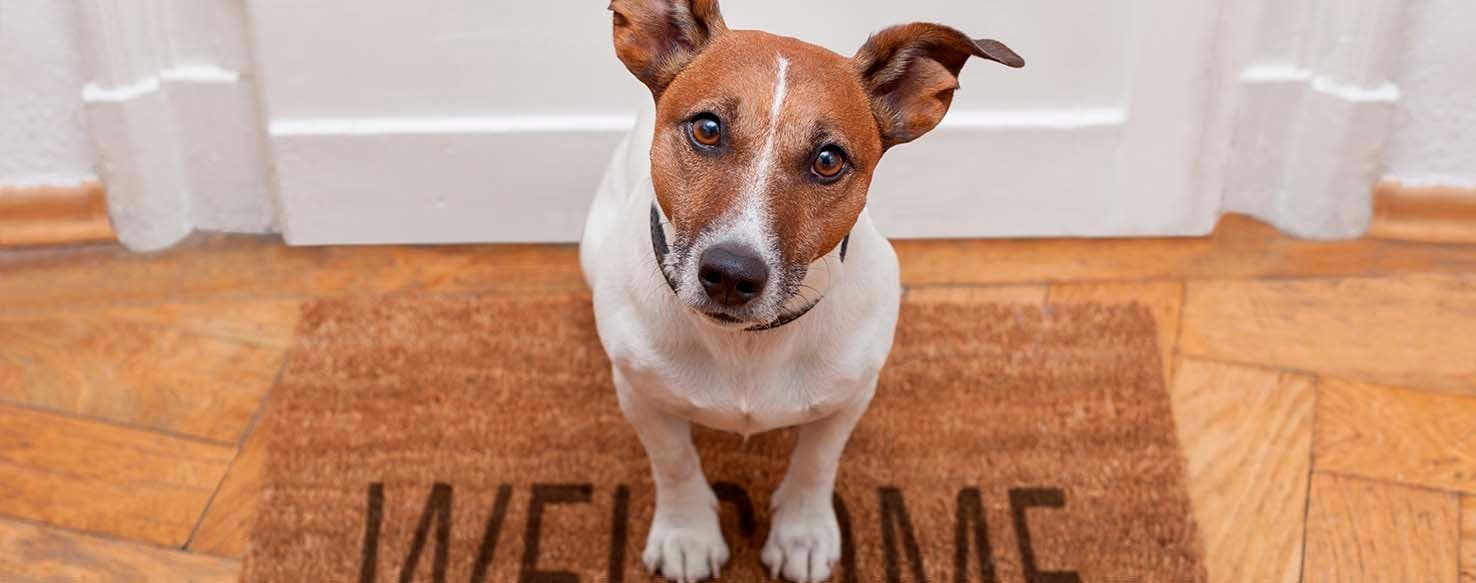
[1383,174,1476,190]
[74,0,275,250]
[75,0,190,250]
[269,114,638,137]
[159,64,241,83]
[1217,0,1413,239]
[1240,65,1313,83]
[81,77,163,102]
[1309,76,1400,103]
[0,175,99,189]
[271,128,629,245]
[269,114,1152,245]
[939,108,1125,130]
[81,64,242,103]
[267,107,1129,140]
[247,1,1410,245]
[1241,66,1401,103]
[1115,0,1223,235]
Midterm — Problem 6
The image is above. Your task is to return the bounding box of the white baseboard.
[1217,0,1412,240]
[75,0,1415,248]
[266,107,1228,245]
[76,0,274,251]
[272,124,628,245]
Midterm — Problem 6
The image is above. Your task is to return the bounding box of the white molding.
[246,1,1410,245]
[1219,0,1413,239]
[1239,65,1401,102]
[75,0,274,251]
[1115,0,1224,235]
[269,114,639,137]
[269,108,1140,245]
[75,0,187,251]
[267,108,1129,138]
[935,109,1125,130]
[1383,174,1476,190]
[272,126,626,245]
[69,1,1412,247]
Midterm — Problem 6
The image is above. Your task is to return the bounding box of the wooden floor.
[2,214,1474,582]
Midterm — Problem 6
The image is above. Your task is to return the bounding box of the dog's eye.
[689,115,722,147]
[812,146,846,179]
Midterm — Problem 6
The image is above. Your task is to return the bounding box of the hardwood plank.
[8,212,1476,311]
[897,213,1476,286]
[1170,358,1314,583]
[1370,181,1476,245]
[0,517,239,583]
[1317,378,1476,494]
[0,300,298,442]
[1462,497,1475,583]
[188,420,270,558]
[0,298,301,345]
[0,182,115,247]
[1049,280,1183,386]
[1304,472,1460,583]
[0,405,235,547]
[1181,273,1476,395]
[0,234,585,311]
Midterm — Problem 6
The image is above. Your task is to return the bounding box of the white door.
[245,1,1222,244]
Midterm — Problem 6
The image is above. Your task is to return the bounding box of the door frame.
[79,0,1413,249]
[1207,0,1411,238]
[75,0,274,251]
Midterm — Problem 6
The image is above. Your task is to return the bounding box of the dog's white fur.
[580,93,900,581]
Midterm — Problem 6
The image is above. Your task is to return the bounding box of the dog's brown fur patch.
[610,0,727,99]
[651,31,881,265]
[854,23,1024,148]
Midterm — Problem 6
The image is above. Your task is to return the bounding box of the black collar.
[650,203,849,332]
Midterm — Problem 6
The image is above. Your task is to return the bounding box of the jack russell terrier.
[580,1,1022,580]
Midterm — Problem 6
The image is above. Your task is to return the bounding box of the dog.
[580,1,1022,580]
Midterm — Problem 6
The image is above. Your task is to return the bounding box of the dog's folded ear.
[854,23,1024,149]
[610,0,727,98]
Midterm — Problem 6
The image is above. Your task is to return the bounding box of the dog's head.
[612,0,1022,328]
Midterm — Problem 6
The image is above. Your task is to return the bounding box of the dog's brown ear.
[610,0,727,98]
[854,23,1023,149]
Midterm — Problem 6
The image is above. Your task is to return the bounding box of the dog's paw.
[761,488,841,583]
[642,510,729,582]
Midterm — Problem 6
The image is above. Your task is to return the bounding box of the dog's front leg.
[615,371,728,582]
[762,381,877,583]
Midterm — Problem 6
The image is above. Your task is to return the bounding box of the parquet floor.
[1,214,1473,582]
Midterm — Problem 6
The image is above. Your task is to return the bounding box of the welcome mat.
[242,293,1204,582]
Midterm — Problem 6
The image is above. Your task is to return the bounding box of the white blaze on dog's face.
[611,0,1023,327]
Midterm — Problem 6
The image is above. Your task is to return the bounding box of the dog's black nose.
[698,243,769,307]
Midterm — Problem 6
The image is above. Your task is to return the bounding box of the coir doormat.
[242,293,1204,582]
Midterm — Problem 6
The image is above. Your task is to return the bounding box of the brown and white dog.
[580,1,1021,580]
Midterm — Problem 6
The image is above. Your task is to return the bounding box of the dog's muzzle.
[650,203,849,332]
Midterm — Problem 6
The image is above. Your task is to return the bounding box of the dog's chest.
[619,340,863,435]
